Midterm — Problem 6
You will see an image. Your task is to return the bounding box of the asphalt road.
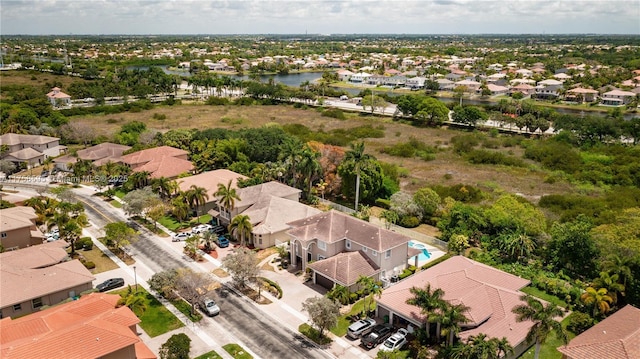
[69,187,330,359]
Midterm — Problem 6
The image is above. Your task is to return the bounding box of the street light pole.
[133,266,138,293]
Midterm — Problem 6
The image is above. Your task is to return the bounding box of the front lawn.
[330,297,377,337]
[79,246,119,273]
[169,297,203,322]
[222,344,253,359]
[110,200,122,208]
[299,323,331,345]
[113,287,183,337]
[194,351,223,359]
[159,214,214,231]
[114,189,127,199]
[518,317,575,359]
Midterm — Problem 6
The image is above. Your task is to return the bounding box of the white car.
[379,329,409,352]
[172,232,190,242]
[346,318,376,339]
[192,224,213,234]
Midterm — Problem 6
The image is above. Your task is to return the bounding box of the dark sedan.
[96,278,125,292]
[360,324,392,350]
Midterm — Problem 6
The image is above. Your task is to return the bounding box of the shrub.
[159,333,191,359]
[206,97,230,106]
[321,108,346,120]
[152,113,167,120]
[451,133,482,154]
[233,97,254,106]
[399,215,420,228]
[260,277,283,299]
[466,149,525,167]
[375,198,391,209]
[566,311,594,334]
[74,237,93,250]
[432,184,484,203]
[83,261,96,269]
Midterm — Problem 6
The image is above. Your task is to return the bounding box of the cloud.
[1,0,637,34]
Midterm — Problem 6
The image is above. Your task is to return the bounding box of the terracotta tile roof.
[178,169,247,202]
[0,206,38,232]
[558,305,640,359]
[46,88,71,99]
[308,251,380,286]
[0,293,153,359]
[236,181,301,208]
[286,210,411,251]
[0,133,59,146]
[121,145,193,179]
[1,245,94,307]
[568,87,599,94]
[76,142,131,163]
[376,256,533,346]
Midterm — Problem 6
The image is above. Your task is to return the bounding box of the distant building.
[45,87,71,107]
[54,142,131,171]
[0,206,44,250]
[121,145,194,179]
[0,133,65,169]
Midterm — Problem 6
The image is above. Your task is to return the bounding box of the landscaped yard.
[299,323,331,345]
[330,298,377,337]
[518,317,575,359]
[109,199,122,208]
[113,287,184,337]
[222,344,253,359]
[159,214,213,232]
[194,351,223,359]
[169,297,203,322]
[521,286,568,309]
[78,246,119,273]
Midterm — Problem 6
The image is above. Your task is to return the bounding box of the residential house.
[0,206,44,250]
[216,181,301,225]
[0,241,95,318]
[510,83,536,97]
[337,69,354,82]
[367,75,387,86]
[454,79,482,93]
[601,89,636,105]
[436,78,455,90]
[178,169,248,214]
[535,79,564,99]
[0,133,64,169]
[54,142,131,171]
[446,72,464,82]
[385,75,408,87]
[406,76,426,89]
[485,83,509,96]
[515,68,533,77]
[45,87,71,107]
[557,304,640,359]
[286,210,412,290]
[376,256,534,359]
[0,292,156,359]
[553,73,572,81]
[121,145,194,179]
[349,72,372,83]
[566,88,599,103]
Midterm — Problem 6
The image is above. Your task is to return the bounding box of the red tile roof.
[0,293,154,359]
[558,305,640,359]
[376,256,533,347]
[121,145,193,179]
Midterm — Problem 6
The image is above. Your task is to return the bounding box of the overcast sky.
[2,0,639,35]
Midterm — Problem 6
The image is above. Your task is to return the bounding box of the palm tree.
[501,232,536,261]
[343,141,372,211]
[127,171,151,190]
[512,295,568,359]
[495,337,514,358]
[279,139,303,188]
[228,214,253,247]
[406,284,446,340]
[327,284,350,306]
[451,334,513,359]
[356,275,376,317]
[581,287,614,317]
[171,195,190,222]
[117,285,148,316]
[433,303,470,346]
[602,254,633,288]
[592,271,625,304]
[151,177,177,200]
[215,180,240,221]
[381,210,399,230]
[185,185,209,221]
[201,231,218,252]
[298,147,322,199]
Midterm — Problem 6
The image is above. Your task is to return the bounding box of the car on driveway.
[379,328,408,352]
[209,225,226,235]
[199,298,221,316]
[347,318,376,339]
[172,232,190,242]
[96,278,125,292]
[361,324,392,350]
[216,235,229,248]
[192,224,213,234]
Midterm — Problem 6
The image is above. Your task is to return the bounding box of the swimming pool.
[408,240,431,261]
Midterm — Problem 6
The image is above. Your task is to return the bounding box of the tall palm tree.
[495,337,514,358]
[407,284,446,340]
[298,146,322,199]
[228,214,253,247]
[593,271,625,305]
[215,180,240,221]
[127,171,151,190]
[512,295,568,359]
[433,303,470,346]
[117,285,148,316]
[151,177,177,200]
[185,185,209,221]
[602,254,633,288]
[581,287,614,317]
[343,141,372,211]
[356,275,376,317]
[171,195,190,222]
[279,139,303,188]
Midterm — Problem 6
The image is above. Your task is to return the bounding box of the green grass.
[110,200,122,208]
[518,317,575,359]
[299,323,331,345]
[113,287,183,337]
[521,286,568,308]
[193,350,224,359]
[114,189,127,199]
[222,344,253,359]
[159,214,214,231]
[330,297,377,337]
[169,298,203,322]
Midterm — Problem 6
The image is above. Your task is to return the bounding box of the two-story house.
[0,133,64,169]
[0,206,44,250]
[120,145,194,179]
[601,89,636,105]
[286,210,411,290]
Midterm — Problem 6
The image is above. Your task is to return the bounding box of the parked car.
[192,224,213,234]
[172,232,190,242]
[40,170,50,178]
[361,324,392,350]
[96,278,125,292]
[199,298,220,316]
[379,329,408,352]
[209,225,226,235]
[347,318,376,339]
[45,232,59,242]
[216,235,229,248]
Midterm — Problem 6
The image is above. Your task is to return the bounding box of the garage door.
[315,272,335,289]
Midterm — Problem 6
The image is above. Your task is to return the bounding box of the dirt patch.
[212,268,229,277]
[238,286,272,305]
[261,262,276,272]
[255,247,278,262]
